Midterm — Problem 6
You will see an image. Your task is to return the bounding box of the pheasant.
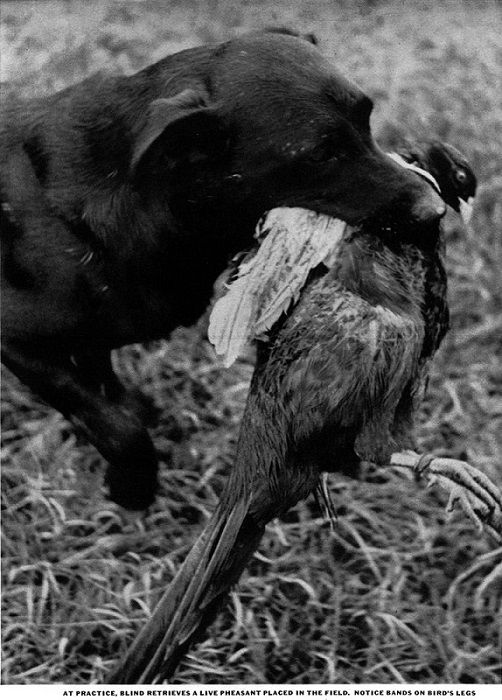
[108,142,493,683]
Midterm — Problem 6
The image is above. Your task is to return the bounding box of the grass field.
[1,0,501,685]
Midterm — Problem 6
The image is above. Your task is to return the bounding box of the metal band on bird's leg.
[315,473,338,531]
[414,452,436,478]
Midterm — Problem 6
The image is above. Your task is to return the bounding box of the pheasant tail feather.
[107,492,262,684]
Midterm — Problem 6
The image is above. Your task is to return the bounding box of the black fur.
[0,30,445,509]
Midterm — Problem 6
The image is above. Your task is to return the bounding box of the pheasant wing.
[208,207,346,367]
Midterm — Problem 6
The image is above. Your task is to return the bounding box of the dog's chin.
[359,211,443,248]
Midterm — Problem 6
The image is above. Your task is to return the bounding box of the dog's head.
[131,30,445,242]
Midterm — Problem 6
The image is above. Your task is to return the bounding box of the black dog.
[0,29,445,510]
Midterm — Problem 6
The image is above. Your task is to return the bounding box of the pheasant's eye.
[455,168,468,184]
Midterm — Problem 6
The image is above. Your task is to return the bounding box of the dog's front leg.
[1,342,158,510]
[73,350,159,427]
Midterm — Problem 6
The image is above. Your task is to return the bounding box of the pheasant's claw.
[315,473,338,531]
[389,451,502,540]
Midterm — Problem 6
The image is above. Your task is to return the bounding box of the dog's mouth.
[273,194,366,227]
[272,196,442,242]
[270,150,447,230]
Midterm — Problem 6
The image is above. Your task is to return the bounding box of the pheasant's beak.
[459,197,474,227]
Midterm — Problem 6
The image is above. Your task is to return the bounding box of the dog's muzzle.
[410,190,447,224]
[388,152,447,224]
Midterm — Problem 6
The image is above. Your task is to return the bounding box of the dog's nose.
[410,187,446,224]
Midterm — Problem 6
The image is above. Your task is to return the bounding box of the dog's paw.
[105,469,158,511]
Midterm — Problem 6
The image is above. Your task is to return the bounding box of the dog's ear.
[131,88,222,175]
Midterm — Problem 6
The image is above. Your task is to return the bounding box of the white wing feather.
[254,211,345,334]
[207,274,255,367]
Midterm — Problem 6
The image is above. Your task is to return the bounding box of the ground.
[1,0,501,685]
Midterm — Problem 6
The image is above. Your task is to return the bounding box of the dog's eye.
[455,168,467,184]
[308,138,339,164]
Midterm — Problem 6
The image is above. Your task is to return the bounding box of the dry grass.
[1,0,501,684]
